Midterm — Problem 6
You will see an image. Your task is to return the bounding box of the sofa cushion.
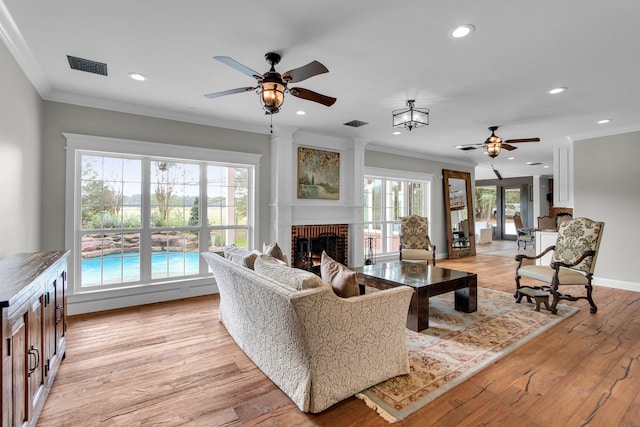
[263,242,288,265]
[320,251,360,298]
[223,245,260,270]
[254,255,324,290]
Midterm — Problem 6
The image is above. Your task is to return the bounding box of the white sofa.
[201,252,413,413]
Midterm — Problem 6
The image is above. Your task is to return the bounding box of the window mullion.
[199,163,208,273]
[140,159,152,280]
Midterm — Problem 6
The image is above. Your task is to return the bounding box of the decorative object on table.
[392,99,429,131]
[537,215,557,231]
[356,287,578,423]
[297,147,340,200]
[398,215,436,265]
[515,217,604,313]
[364,236,376,265]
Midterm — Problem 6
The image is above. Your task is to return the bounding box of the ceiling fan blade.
[500,143,518,151]
[492,167,503,180]
[213,56,262,80]
[289,87,337,107]
[282,61,329,83]
[204,87,256,99]
[504,138,540,143]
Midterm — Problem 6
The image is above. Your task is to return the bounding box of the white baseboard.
[594,276,640,292]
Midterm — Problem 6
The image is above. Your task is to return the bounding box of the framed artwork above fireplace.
[297,147,340,200]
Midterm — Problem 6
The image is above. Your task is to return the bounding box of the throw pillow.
[320,251,359,298]
[263,242,288,265]
[223,245,260,270]
[254,255,324,291]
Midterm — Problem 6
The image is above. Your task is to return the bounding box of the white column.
[349,138,367,267]
[270,130,294,258]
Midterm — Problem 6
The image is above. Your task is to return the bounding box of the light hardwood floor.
[38,254,640,426]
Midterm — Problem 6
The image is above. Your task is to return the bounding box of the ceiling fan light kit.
[486,142,501,158]
[392,99,430,131]
[260,81,286,114]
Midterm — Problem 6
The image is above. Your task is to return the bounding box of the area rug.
[482,247,535,258]
[355,287,578,423]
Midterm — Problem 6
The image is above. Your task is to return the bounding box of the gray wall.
[0,39,43,258]
[41,101,272,252]
[574,131,640,287]
[365,149,474,256]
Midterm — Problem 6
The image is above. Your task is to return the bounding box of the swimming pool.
[82,252,201,286]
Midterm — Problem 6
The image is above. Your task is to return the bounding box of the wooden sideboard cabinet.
[1,251,69,427]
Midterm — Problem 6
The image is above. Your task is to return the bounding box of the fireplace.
[291,224,348,274]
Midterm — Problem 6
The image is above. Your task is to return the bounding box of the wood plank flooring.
[38,254,640,426]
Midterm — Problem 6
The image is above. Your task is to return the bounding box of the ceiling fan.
[455,126,540,158]
[204,52,336,115]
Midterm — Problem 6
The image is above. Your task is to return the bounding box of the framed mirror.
[443,169,476,258]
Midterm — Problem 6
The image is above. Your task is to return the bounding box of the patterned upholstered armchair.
[515,217,604,314]
[399,215,436,266]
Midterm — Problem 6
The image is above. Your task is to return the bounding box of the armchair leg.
[549,290,560,315]
[586,284,598,313]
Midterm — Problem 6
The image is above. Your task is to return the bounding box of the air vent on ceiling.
[459,146,477,151]
[526,162,542,166]
[343,120,369,128]
[67,55,108,76]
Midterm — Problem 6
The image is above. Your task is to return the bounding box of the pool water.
[82,252,201,286]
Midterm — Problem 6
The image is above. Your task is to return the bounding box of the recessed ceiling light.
[597,119,611,124]
[508,157,515,160]
[296,110,306,115]
[543,165,550,168]
[548,87,566,94]
[393,131,401,135]
[450,24,475,38]
[128,72,147,81]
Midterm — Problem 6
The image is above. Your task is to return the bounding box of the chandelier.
[392,100,430,131]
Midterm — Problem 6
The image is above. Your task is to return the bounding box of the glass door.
[474,185,497,228]
[502,187,521,239]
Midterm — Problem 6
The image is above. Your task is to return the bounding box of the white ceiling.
[2,1,640,179]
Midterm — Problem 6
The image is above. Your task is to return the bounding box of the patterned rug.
[481,247,535,258]
[355,287,578,423]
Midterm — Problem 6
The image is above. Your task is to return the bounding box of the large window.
[67,135,259,293]
[363,168,431,256]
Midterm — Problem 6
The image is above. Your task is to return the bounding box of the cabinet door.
[26,298,44,422]
[10,314,27,427]
[43,283,56,380]
[54,271,66,355]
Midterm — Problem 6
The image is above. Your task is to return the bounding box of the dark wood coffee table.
[353,261,477,331]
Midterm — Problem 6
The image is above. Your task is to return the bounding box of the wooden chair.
[513,214,534,250]
[537,215,557,231]
[399,215,436,266]
[515,217,604,313]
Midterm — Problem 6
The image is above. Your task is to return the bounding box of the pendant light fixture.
[392,100,430,131]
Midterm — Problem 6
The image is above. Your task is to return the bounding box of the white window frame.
[363,166,433,257]
[64,133,262,297]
